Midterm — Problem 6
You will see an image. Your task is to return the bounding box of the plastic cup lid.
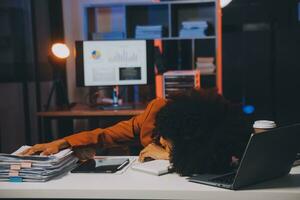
[253,120,276,129]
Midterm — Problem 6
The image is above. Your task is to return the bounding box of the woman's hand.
[73,145,96,161]
[18,139,69,156]
[139,143,170,162]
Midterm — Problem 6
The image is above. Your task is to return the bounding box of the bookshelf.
[84,0,222,93]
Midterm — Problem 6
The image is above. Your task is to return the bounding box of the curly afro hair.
[155,89,252,176]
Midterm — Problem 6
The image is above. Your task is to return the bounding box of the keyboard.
[293,153,300,166]
[210,173,236,185]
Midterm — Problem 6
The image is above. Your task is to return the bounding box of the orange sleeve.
[63,98,167,148]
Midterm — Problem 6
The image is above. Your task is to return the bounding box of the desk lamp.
[45,43,70,110]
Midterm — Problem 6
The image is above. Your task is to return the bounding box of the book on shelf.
[92,31,125,40]
[110,6,125,33]
[196,63,215,68]
[96,7,112,33]
[96,6,125,34]
[196,57,216,75]
[197,57,214,63]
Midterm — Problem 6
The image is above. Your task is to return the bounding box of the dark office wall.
[222,0,300,125]
[0,0,65,153]
[223,30,273,119]
[0,7,26,82]
[274,28,300,125]
[0,0,35,153]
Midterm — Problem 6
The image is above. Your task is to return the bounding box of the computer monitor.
[75,40,154,108]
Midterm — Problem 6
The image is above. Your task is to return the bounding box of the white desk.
[0,157,300,199]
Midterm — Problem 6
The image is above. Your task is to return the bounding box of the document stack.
[135,25,163,39]
[162,70,201,98]
[0,146,78,182]
[196,57,216,75]
[179,21,208,38]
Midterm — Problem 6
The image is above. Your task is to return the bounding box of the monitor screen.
[78,40,148,86]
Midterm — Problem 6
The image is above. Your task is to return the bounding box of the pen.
[117,159,130,170]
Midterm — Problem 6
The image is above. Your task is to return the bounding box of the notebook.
[131,160,171,176]
[188,123,300,190]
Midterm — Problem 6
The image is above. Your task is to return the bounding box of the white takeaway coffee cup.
[253,120,277,134]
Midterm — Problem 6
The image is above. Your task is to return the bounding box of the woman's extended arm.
[19,99,166,156]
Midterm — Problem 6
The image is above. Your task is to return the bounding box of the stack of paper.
[179,21,208,38]
[135,25,164,39]
[0,146,78,182]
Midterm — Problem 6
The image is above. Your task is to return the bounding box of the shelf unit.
[84,0,222,93]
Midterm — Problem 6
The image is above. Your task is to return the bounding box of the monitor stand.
[97,86,134,110]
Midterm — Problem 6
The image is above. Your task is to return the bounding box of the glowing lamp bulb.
[51,43,70,59]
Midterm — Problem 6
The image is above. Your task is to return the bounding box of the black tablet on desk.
[71,158,130,173]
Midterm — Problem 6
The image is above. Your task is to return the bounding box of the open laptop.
[188,123,300,190]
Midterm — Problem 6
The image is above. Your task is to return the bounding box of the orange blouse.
[63,98,167,148]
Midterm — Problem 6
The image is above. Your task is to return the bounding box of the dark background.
[0,0,65,152]
[0,0,299,152]
[222,0,300,125]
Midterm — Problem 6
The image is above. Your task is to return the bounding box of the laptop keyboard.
[293,153,300,166]
[210,173,236,185]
